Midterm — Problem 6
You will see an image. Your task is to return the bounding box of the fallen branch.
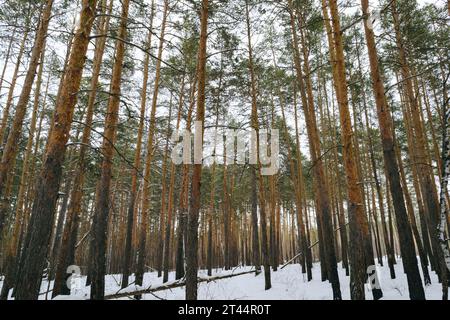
[75,230,90,249]
[281,222,349,270]
[104,270,256,300]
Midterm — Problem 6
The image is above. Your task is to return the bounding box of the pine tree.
[324,0,381,300]
[0,6,46,228]
[186,0,209,300]
[90,0,130,300]
[14,0,99,300]
[121,0,154,289]
[135,0,169,292]
[288,0,341,299]
[245,0,271,291]
[52,0,113,298]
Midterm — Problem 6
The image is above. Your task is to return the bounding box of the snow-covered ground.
[1,258,445,300]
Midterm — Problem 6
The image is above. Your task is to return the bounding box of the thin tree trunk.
[163,74,186,283]
[121,1,154,288]
[186,0,209,300]
[246,0,271,291]
[0,26,17,99]
[156,95,173,277]
[438,80,450,300]
[135,0,169,291]
[0,28,29,148]
[0,48,46,300]
[250,167,261,274]
[90,0,130,300]
[176,40,200,282]
[223,131,231,270]
[290,0,341,298]
[206,98,220,277]
[277,88,310,279]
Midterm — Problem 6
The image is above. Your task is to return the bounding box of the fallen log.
[104,269,256,300]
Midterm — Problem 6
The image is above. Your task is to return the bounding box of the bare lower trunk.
[251,168,261,273]
[163,75,186,283]
[156,98,173,277]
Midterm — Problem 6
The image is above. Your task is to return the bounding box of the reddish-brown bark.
[14,0,99,300]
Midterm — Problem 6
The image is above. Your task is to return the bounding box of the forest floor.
[1,258,444,300]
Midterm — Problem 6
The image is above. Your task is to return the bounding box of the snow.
[0,258,445,300]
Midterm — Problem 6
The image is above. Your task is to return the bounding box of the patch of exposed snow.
[0,258,445,300]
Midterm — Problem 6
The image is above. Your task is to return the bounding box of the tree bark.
[290,0,341,298]
[135,0,169,291]
[0,47,46,300]
[362,0,426,299]
[438,77,450,300]
[90,0,130,300]
[121,1,155,288]
[277,89,310,279]
[156,95,173,277]
[246,0,271,291]
[52,0,113,297]
[324,0,380,300]
[186,0,209,300]
[14,0,99,300]
[163,74,186,283]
